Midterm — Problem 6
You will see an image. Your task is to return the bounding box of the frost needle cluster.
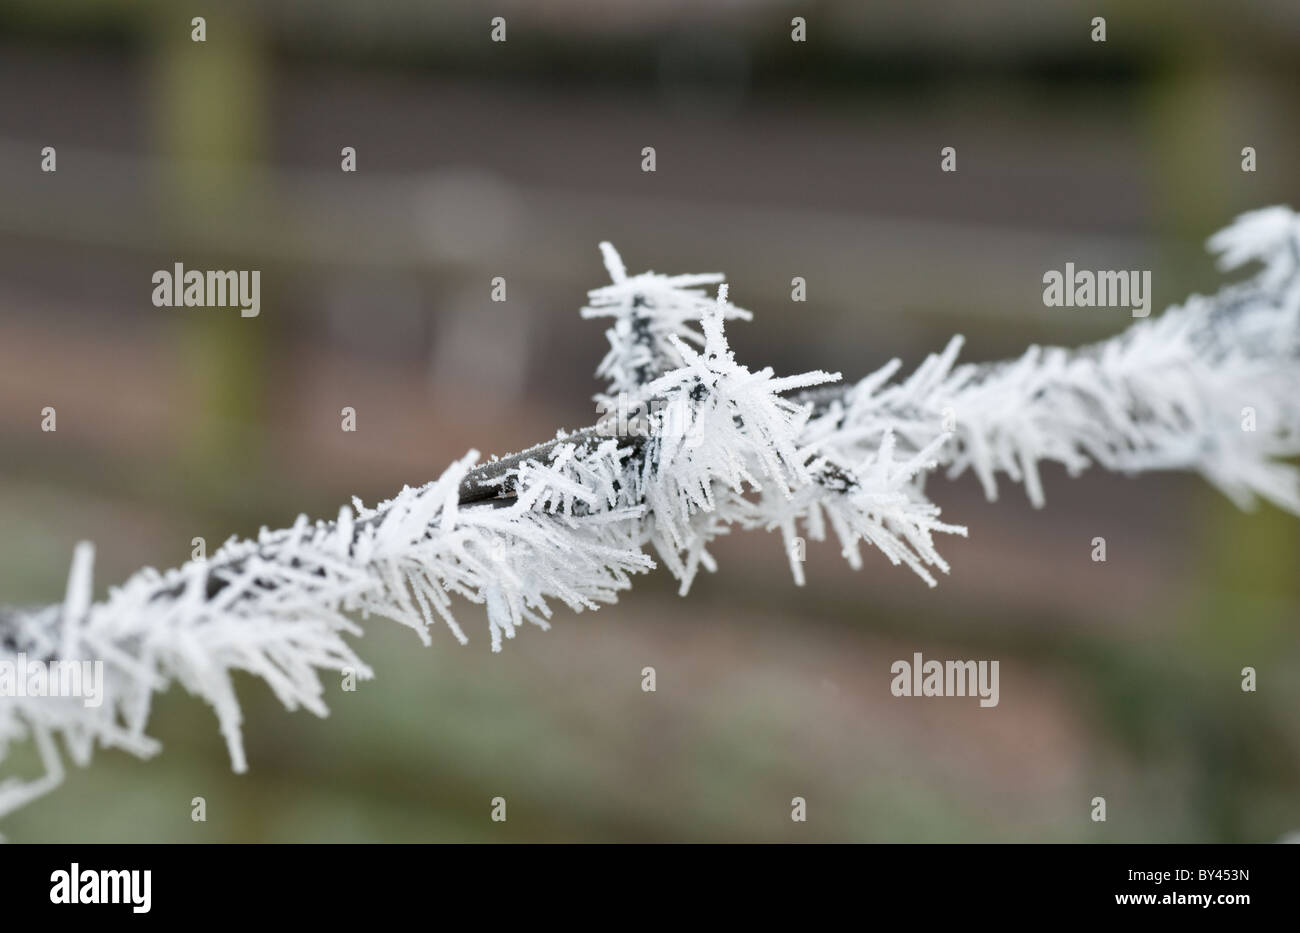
[3,207,1299,822]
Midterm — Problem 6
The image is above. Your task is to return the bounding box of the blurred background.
[1,0,1298,842]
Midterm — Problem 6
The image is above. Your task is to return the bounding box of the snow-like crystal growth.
[3,206,1300,823]
[582,242,754,406]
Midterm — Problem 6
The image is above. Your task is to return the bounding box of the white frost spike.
[598,240,627,283]
[1208,206,1300,280]
[747,432,967,588]
[583,243,754,405]
[2,210,1299,826]
[59,541,94,662]
[637,287,839,580]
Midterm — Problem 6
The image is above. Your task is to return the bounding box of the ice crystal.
[3,207,1299,822]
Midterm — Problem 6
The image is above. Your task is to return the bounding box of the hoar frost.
[2,206,1299,821]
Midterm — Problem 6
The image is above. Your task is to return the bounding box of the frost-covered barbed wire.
[801,206,1300,515]
[2,206,1299,823]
